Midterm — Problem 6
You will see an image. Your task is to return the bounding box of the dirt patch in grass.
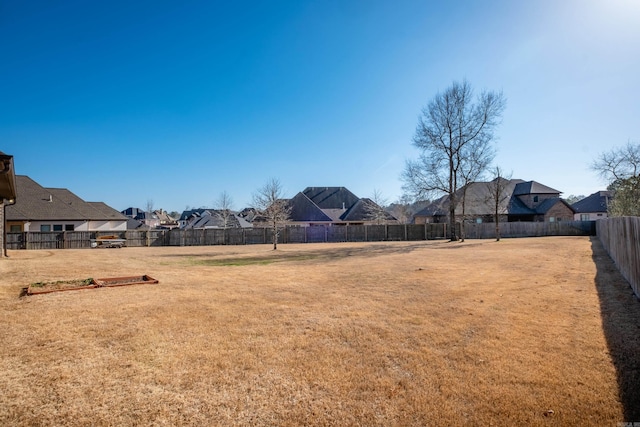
[0,237,638,426]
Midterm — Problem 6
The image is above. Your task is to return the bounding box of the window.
[65,224,75,231]
[476,218,482,223]
[580,214,590,221]
[40,225,51,232]
[533,196,539,203]
[53,224,63,231]
[10,225,21,232]
[549,217,555,222]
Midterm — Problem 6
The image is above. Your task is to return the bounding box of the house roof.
[302,187,360,210]
[287,187,396,223]
[414,178,570,220]
[571,191,611,213]
[182,209,252,229]
[341,198,396,222]
[88,202,127,220]
[535,198,574,214]
[288,192,333,222]
[513,181,561,196]
[507,195,536,215]
[179,209,207,221]
[6,175,126,222]
[415,179,526,217]
[126,217,149,230]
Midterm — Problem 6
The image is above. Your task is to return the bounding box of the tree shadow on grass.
[590,236,640,421]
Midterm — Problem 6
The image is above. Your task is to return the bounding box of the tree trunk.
[272,221,277,250]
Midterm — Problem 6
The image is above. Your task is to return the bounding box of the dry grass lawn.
[1,236,639,426]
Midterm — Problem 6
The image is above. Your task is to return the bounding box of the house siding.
[544,202,574,222]
[518,193,558,209]
[574,212,607,221]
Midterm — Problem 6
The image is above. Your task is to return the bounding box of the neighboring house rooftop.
[414,179,571,221]
[572,191,611,213]
[287,186,396,224]
[181,209,252,229]
[513,181,561,196]
[6,175,126,222]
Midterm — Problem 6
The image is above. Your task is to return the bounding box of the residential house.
[154,209,179,229]
[414,179,575,224]
[571,191,611,221]
[121,207,161,228]
[284,187,397,226]
[6,175,127,232]
[179,209,252,229]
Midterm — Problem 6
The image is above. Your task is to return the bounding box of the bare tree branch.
[402,80,506,240]
[214,191,234,244]
[252,178,291,250]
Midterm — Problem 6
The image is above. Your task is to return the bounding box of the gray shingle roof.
[571,191,611,213]
[288,192,333,222]
[6,175,125,222]
[303,187,360,210]
[513,181,561,196]
[414,179,569,220]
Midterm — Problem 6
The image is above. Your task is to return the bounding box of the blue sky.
[1,0,639,213]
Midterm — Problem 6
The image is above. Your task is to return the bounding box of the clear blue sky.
[2,0,639,213]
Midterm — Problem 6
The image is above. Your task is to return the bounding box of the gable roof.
[182,209,252,229]
[288,192,333,222]
[6,175,126,222]
[341,198,397,222]
[535,198,574,214]
[286,186,396,223]
[571,191,611,213]
[303,187,360,210]
[513,181,561,196]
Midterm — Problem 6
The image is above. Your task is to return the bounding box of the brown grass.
[0,237,638,426]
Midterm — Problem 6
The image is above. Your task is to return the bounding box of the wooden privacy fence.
[463,220,596,239]
[597,217,640,298]
[6,221,598,251]
[5,223,448,250]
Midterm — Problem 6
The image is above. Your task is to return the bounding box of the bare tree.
[591,141,640,217]
[388,195,417,224]
[485,166,512,241]
[214,191,234,244]
[402,80,505,241]
[145,199,154,215]
[253,178,291,250]
[457,140,495,242]
[591,141,640,183]
[364,189,391,225]
[608,176,640,217]
[564,194,586,205]
[145,199,154,246]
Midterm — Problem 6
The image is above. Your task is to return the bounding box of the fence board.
[597,217,640,298]
[6,221,598,252]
